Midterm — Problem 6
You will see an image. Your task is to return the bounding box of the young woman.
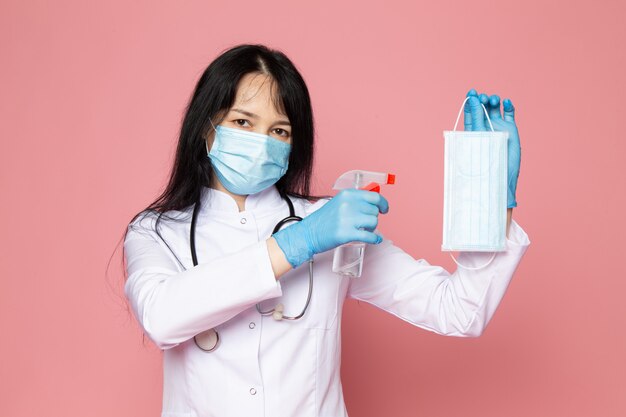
[123,44,530,417]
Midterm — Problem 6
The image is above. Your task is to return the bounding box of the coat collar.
[198,185,285,215]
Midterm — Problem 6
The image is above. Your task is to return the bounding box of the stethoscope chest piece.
[194,328,220,352]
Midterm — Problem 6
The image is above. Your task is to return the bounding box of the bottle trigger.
[360,182,381,193]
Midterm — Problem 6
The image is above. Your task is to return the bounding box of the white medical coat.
[124,185,530,417]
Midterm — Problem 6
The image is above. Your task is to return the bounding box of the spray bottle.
[331,170,396,277]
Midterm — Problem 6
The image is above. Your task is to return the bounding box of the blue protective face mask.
[206,124,291,196]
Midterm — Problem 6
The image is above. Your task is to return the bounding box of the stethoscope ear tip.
[272,303,285,320]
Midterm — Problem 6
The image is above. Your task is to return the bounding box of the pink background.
[1,0,625,416]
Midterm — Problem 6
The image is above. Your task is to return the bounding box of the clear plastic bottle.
[331,170,395,277]
[332,241,367,277]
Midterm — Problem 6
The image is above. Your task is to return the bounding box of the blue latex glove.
[464,89,521,208]
[273,189,389,268]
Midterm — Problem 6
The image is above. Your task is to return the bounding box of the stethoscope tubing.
[190,191,313,351]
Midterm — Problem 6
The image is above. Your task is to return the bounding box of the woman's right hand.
[273,189,389,269]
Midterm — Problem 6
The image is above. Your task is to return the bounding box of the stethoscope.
[190,192,314,352]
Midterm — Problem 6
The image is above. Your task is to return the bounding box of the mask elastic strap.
[449,251,497,270]
[448,96,498,270]
[206,119,218,155]
[452,96,495,132]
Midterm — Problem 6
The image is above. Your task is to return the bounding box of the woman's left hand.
[464,88,521,208]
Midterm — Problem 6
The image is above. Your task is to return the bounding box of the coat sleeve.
[347,219,530,337]
[123,215,283,350]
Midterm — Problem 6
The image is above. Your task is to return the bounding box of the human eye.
[233,119,251,127]
[273,128,290,138]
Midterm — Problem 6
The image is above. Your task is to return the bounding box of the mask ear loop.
[450,251,496,270]
[206,119,218,155]
[453,96,495,132]
[447,96,498,270]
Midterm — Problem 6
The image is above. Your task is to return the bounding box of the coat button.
[240,218,247,224]
[249,322,256,329]
[249,388,257,395]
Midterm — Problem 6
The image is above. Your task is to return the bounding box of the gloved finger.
[358,202,382,216]
[503,98,515,122]
[464,89,478,131]
[354,214,379,232]
[478,93,489,128]
[357,190,389,214]
[488,95,502,120]
[468,96,485,131]
[352,229,383,245]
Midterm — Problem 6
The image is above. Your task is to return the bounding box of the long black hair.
[109,44,319,294]
[137,43,315,221]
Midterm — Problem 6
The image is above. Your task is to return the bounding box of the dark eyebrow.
[231,108,258,118]
[231,108,290,126]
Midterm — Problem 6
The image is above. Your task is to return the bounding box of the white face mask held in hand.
[442,97,509,269]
